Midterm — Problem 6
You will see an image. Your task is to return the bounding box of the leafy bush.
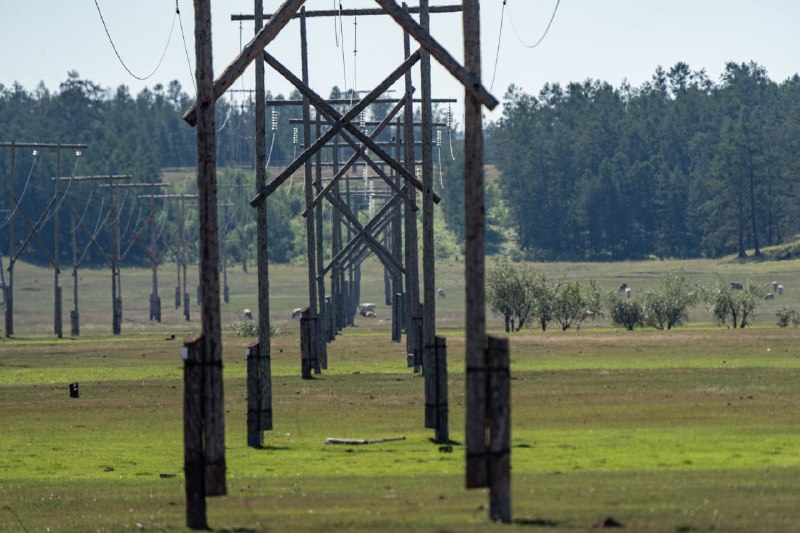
[643,270,698,330]
[776,307,799,328]
[552,279,603,331]
[706,279,765,329]
[607,293,645,331]
[229,318,259,337]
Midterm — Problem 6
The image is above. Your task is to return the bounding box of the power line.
[176,0,197,92]
[507,0,561,49]
[489,1,507,92]
[93,0,177,81]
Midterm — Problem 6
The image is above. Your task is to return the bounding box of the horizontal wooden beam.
[288,119,448,127]
[0,142,88,149]
[97,183,170,189]
[50,175,132,181]
[184,0,307,126]
[266,98,457,106]
[232,4,461,21]
[373,0,498,110]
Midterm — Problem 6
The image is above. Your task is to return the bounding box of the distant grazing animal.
[361,310,376,318]
[730,282,744,290]
[243,309,253,320]
[619,283,628,292]
[291,307,304,320]
[764,293,774,301]
[772,281,779,292]
[777,284,784,295]
[438,288,446,298]
[625,287,632,299]
[358,303,376,315]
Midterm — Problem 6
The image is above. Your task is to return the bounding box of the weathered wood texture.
[246,341,263,447]
[299,307,313,379]
[254,0,273,440]
[463,0,488,493]
[194,0,226,498]
[434,335,449,442]
[182,335,207,529]
[300,8,321,375]
[184,0,307,125]
[487,335,511,523]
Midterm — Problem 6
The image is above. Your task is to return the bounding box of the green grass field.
[1,257,800,531]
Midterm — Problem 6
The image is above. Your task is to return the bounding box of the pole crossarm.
[50,175,132,182]
[288,119,448,127]
[266,98,457,106]
[232,4,462,21]
[183,0,308,126]
[304,96,408,216]
[250,50,420,207]
[373,0,498,110]
[98,183,170,189]
[0,142,88,149]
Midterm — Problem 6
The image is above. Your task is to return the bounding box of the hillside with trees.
[3,63,800,267]
[484,62,800,261]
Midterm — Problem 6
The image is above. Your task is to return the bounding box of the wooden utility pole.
[300,7,320,374]
[251,0,273,447]
[182,4,227,528]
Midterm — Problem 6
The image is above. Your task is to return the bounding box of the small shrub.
[776,307,799,328]
[229,318,259,337]
[607,293,644,331]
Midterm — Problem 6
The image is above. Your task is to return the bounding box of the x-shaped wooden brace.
[8,188,60,269]
[249,49,437,209]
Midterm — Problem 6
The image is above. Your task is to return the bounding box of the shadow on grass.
[252,445,290,451]
[514,518,560,528]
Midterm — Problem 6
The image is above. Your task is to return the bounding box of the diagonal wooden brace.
[184,0,307,126]
[303,96,408,217]
[373,0,498,110]
[251,50,420,207]
[319,185,403,276]
[320,191,402,278]
[253,50,440,208]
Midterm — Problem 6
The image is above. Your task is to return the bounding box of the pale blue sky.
[1,1,798,121]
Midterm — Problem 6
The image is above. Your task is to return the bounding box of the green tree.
[643,270,698,330]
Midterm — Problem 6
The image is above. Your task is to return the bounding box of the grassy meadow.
[1,256,800,531]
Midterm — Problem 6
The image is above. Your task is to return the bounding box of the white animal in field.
[291,307,304,320]
[777,284,784,295]
[438,288,446,298]
[764,293,774,301]
[772,281,779,292]
[358,303,376,314]
[625,287,632,299]
[243,309,253,320]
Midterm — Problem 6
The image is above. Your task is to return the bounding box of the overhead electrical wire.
[507,0,561,49]
[93,0,177,81]
[0,151,39,231]
[490,0,562,92]
[176,0,196,92]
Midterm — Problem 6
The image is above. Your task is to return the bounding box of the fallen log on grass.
[325,436,406,445]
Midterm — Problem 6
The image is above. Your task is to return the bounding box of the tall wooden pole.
[54,147,62,338]
[5,143,15,337]
[300,8,320,372]
[315,112,328,369]
[70,196,80,335]
[253,0,273,447]
[392,118,403,343]
[149,194,160,321]
[402,3,420,372]
[194,0,226,498]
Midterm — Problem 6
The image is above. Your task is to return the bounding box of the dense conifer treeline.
[488,62,800,260]
[4,63,800,267]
